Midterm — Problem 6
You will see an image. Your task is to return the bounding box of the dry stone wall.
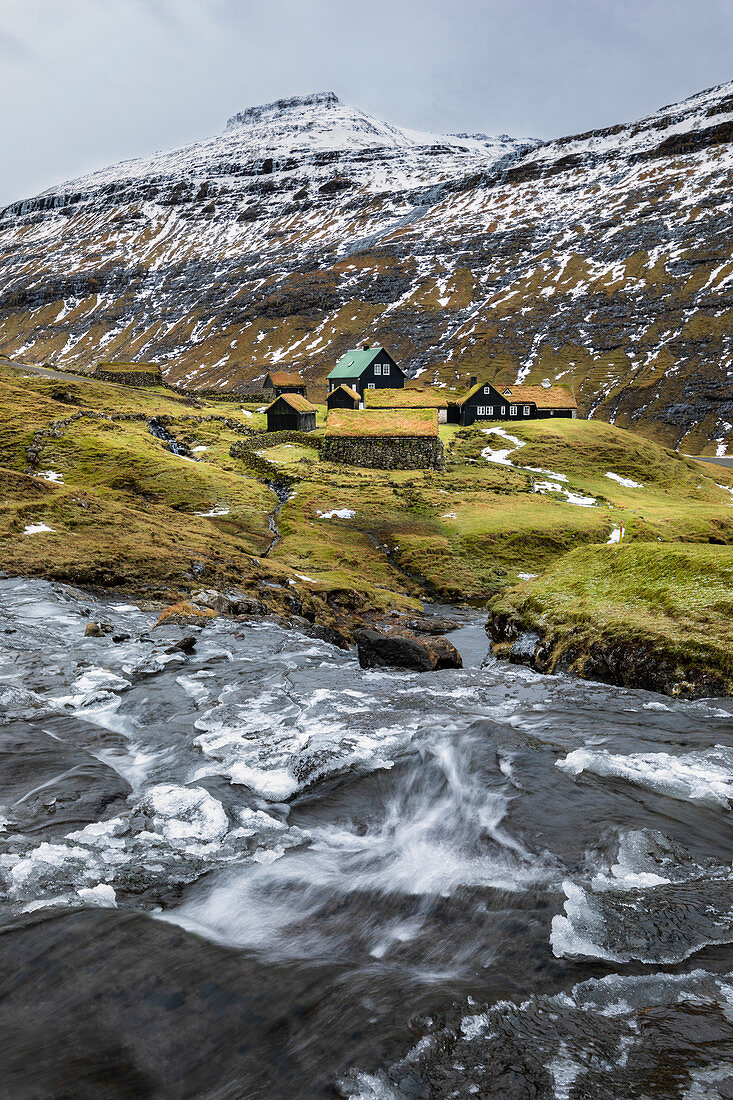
[321,436,443,470]
[92,369,162,387]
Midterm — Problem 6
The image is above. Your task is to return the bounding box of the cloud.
[0,29,32,63]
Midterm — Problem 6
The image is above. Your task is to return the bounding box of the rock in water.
[405,616,460,635]
[354,628,462,671]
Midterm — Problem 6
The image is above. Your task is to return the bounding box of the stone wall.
[321,436,443,470]
[92,368,162,387]
[229,430,322,482]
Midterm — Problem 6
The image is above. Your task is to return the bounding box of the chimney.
[363,343,370,351]
[470,375,477,388]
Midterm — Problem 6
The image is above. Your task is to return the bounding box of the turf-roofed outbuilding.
[321,409,443,469]
[327,346,405,397]
[265,393,317,432]
[326,385,362,411]
[263,370,307,397]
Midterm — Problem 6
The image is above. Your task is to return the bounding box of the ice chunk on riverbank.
[138,784,229,848]
[557,746,733,809]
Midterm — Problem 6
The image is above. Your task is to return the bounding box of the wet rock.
[354,628,462,672]
[0,686,49,723]
[405,616,460,635]
[84,622,104,638]
[306,623,351,650]
[167,634,197,654]
[191,587,262,616]
[509,630,542,665]
[0,724,131,836]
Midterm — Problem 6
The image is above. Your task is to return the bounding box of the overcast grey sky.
[1,0,732,206]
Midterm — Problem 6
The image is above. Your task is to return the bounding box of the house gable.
[327,347,405,393]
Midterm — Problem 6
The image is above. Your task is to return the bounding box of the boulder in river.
[354,628,462,672]
[405,616,460,635]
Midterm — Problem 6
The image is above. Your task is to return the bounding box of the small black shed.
[326,385,362,411]
[265,393,317,432]
[263,370,308,397]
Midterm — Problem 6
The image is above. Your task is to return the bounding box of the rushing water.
[1,577,733,1098]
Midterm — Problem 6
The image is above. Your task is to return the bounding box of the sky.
[1,0,732,205]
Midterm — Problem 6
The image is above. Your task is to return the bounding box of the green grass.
[4,363,733,665]
[489,542,733,684]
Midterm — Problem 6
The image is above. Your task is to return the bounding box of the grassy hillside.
[3,363,733,687]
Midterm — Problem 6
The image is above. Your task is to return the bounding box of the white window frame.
[374,364,382,376]
[477,406,485,416]
[367,382,376,389]
[510,406,517,416]
[523,406,530,415]
[501,406,507,415]
[383,364,390,376]
[487,406,493,416]
[483,385,491,394]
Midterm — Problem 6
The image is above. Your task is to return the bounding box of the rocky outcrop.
[487,613,732,699]
[355,627,462,671]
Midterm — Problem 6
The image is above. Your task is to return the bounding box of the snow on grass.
[606,472,643,489]
[533,481,597,507]
[37,470,64,483]
[192,445,209,453]
[607,526,622,544]
[524,465,568,482]
[23,523,56,535]
[317,508,356,520]
[194,505,230,517]
[481,426,526,466]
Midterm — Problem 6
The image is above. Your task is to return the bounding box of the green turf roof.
[327,347,383,379]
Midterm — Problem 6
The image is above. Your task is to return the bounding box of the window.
[484,386,491,394]
[510,406,517,416]
[501,406,506,415]
[374,364,382,376]
[487,406,493,416]
[477,406,485,416]
[523,406,530,415]
[383,364,390,376]
[367,382,376,389]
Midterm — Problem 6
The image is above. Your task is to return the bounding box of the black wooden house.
[265,394,317,432]
[451,378,576,426]
[327,346,405,397]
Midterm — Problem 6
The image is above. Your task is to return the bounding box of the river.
[1,577,732,1098]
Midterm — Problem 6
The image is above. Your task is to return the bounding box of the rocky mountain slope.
[1,84,733,451]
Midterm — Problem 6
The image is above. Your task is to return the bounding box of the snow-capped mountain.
[1,85,732,451]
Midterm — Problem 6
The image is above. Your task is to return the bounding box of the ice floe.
[557,745,733,809]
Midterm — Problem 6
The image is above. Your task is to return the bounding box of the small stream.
[147,418,192,457]
[263,479,292,557]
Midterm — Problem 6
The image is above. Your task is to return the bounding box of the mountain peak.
[226,92,341,130]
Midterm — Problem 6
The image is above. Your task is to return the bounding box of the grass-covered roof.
[364,387,448,409]
[325,408,439,438]
[266,393,316,413]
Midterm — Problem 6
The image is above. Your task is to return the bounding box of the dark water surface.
[1,578,733,1098]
